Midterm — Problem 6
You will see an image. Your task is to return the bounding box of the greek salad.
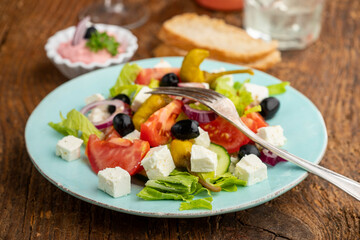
[49,49,289,210]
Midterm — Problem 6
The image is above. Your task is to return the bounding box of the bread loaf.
[154,44,281,71]
[158,13,278,64]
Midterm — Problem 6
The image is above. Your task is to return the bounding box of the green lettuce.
[267,82,290,95]
[48,109,102,144]
[137,170,213,210]
[136,187,194,201]
[214,77,255,116]
[109,63,143,97]
[244,105,262,116]
[208,173,246,192]
[180,197,213,211]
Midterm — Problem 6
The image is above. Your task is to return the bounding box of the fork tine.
[152,87,223,102]
[150,89,213,102]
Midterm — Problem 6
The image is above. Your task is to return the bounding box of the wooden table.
[1,0,359,239]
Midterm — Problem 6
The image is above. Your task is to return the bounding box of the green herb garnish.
[86,31,120,56]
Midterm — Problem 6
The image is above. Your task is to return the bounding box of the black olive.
[238,144,261,159]
[113,113,135,137]
[171,120,200,140]
[160,73,179,87]
[260,97,280,120]
[108,94,131,114]
[84,26,97,39]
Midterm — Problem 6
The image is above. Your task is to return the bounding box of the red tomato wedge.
[135,67,180,85]
[103,126,121,140]
[86,134,150,175]
[140,100,183,147]
[200,116,262,154]
[246,111,268,130]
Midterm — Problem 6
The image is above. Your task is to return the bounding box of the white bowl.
[45,24,138,79]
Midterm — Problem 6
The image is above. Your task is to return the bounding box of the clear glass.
[79,0,149,29]
[243,0,325,50]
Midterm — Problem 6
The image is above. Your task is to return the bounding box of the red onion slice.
[72,16,90,45]
[80,99,128,130]
[182,104,217,123]
[260,149,287,166]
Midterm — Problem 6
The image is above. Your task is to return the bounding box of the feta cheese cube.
[194,127,211,148]
[190,145,217,173]
[56,135,83,161]
[123,130,141,142]
[141,145,175,180]
[233,154,267,185]
[98,167,131,198]
[85,93,109,121]
[244,83,269,104]
[154,59,172,68]
[87,107,110,123]
[131,86,152,112]
[257,125,287,147]
[85,93,105,105]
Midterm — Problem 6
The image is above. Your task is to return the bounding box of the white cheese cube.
[190,145,217,173]
[154,59,172,68]
[194,127,211,148]
[55,135,83,161]
[131,86,152,112]
[257,125,287,147]
[244,83,269,104]
[233,154,267,185]
[123,130,141,142]
[85,93,105,105]
[141,145,175,180]
[87,107,110,123]
[98,167,131,198]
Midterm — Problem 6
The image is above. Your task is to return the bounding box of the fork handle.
[234,119,360,201]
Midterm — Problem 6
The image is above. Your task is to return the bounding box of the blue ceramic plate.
[25,57,327,218]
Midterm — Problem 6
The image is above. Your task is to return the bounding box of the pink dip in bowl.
[57,39,126,64]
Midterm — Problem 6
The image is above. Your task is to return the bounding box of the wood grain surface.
[0,0,359,239]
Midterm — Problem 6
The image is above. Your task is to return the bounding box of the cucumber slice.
[209,143,231,176]
[198,143,230,179]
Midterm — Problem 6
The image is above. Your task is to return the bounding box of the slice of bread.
[154,44,281,71]
[158,13,278,63]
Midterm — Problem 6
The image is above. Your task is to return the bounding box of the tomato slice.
[245,112,268,130]
[140,100,183,147]
[85,134,150,175]
[200,116,261,154]
[103,126,121,140]
[135,67,180,85]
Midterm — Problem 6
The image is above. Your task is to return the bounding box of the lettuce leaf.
[109,63,142,97]
[179,197,213,211]
[267,82,290,95]
[137,170,213,210]
[208,173,246,192]
[136,187,194,201]
[48,109,102,144]
[244,105,262,116]
[214,77,254,116]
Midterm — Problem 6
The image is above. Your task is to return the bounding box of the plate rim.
[25,57,328,218]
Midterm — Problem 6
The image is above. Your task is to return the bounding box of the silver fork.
[149,87,360,201]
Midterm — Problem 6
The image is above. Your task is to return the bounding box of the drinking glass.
[79,0,149,29]
[243,0,325,50]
